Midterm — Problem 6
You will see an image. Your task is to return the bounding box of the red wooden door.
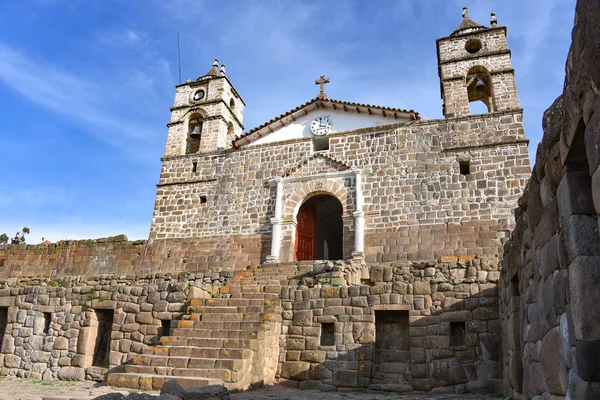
[295,204,316,261]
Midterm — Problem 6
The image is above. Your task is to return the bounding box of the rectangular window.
[192,161,197,173]
[200,195,207,204]
[450,321,466,346]
[313,136,330,152]
[43,312,52,334]
[459,160,470,175]
[320,323,335,346]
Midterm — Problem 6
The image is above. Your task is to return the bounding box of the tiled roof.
[233,97,418,147]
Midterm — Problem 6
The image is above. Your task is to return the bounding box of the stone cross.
[315,75,330,100]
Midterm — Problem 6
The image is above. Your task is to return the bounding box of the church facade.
[150,9,529,268]
[0,9,534,395]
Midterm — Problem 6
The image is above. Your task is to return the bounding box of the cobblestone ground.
[0,377,502,400]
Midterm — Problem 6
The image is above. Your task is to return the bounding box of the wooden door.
[295,204,316,261]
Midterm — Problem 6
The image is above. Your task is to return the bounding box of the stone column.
[267,178,284,263]
[353,172,365,255]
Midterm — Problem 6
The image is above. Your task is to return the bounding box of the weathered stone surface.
[569,256,600,341]
[93,394,127,400]
[57,367,85,381]
[540,327,567,395]
[160,379,186,398]
[429,358,467,387]
[183,385,230,400]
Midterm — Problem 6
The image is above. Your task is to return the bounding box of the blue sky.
[0,0,576,243]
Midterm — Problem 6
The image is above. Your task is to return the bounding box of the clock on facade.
[310,116,332,136]
[193,89,205,101]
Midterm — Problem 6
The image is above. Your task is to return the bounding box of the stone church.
[150,7,529,267]
[0,8,539,395]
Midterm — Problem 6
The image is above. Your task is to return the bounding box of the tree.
[0,233,8,244]
[9,227,30,244]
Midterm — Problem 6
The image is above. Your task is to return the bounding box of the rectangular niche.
[320,323,335,346]
[450,321,466,347]
[0,307,7,351]
[92,309,114,368]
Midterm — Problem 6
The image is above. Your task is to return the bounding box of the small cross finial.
[462,7,469,19]
[315,75,330,100]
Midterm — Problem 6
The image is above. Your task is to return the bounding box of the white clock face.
[311,116,332,136]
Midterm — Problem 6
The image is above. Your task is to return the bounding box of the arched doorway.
[295,194,343,261]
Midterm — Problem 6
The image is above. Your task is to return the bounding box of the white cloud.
[0,43,164,161]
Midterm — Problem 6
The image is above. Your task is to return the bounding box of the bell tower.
[436,8,520,118]
[163,59,245,157]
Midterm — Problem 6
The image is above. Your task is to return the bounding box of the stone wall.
[500,0,600,398]
[0,271,224,381]
[0,256,504,394]
[279,257,503,393]
[151,111,530,262]
[0,235,267,279]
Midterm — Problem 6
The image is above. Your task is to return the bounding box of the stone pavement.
[0,376,502,400]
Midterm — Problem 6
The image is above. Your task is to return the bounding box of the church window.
[465,38,482,54]
[192,161,197,173]
[459,160,470,175]
[229,98,235,109]
[313,136,330,152]
[200,195,207,204]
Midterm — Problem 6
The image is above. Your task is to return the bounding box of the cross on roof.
[315,75,330,100]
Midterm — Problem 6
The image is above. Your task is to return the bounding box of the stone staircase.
[107,265,289,391]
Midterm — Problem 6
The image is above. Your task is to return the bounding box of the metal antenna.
[177,33,182,84]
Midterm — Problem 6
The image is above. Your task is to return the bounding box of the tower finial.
[462,7,469,19]
[490,12,497,27]
[213,59,219,68]
[220,64,226,76]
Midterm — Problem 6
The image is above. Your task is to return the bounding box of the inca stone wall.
[279,257,503,393]
[0,272,220,381]
[500,0,600,398]
[0,257,504,394]
[0,236,267,279]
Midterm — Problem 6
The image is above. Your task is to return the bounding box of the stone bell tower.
[163,59,245,157]
[436,8,520,118]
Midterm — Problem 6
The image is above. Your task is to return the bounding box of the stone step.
[171,328,266,339]
[107,372,220,391]
[124,365,245,382]
[228,292,280,300]
[191,298,280,307]
[130,354,249,371]
[193,312,282,323]
[153,346,253,359]
[160,336,265,351]
[186,305,282,314]
[175,320,273,331]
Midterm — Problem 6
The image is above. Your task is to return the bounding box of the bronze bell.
[190,124,202,139]
[475,77,488,92]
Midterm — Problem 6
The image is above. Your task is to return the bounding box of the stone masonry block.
[569,256,600,341]
[540,327,568,395]
[561,215,600,264]
[557,171,595,227]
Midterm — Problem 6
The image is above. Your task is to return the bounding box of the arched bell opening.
[466,66,494,114]
[186,113,203,154]
[294,194,343,261]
